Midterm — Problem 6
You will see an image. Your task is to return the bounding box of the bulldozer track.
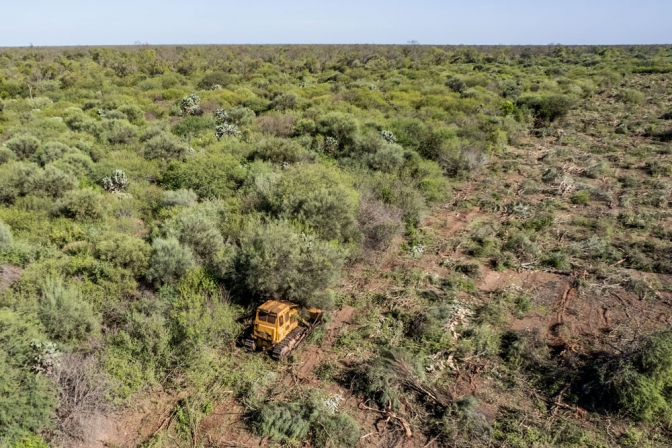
[271,327,307,360]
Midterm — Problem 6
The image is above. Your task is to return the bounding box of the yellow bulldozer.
[244,300,323,360]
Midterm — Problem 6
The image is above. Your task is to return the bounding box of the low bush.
[33,141,71,166]
[317,112,359,150]
[161,208,224,264]
[252,394,359,447]
[146,237,195,286]
[620,89,645,105]
[251,137,307,164]
[517,94,573,122]
[605,330,672,422]
[0,309,57,444]
[163,189,198,208]
[95,232,152,275]
[53,188,106,221]
[162,152,246,199]
[236,220,345,308]
[5,135,41,159]
[0,219,13,251]
[143,132,189,160]
[38,277,100,343]
[102,119,138,145]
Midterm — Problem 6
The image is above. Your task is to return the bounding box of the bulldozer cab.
[251,300,299,349]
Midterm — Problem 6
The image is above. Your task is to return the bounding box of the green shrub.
[143,133,189,160]
[27,165,79,199]
[446,76,466,93]
[53,188,106,221]
[542,250,570,270]
[38,277,100,343]
[352,349,425,411]
[146,237,196,286]
[620,89,645,105]
[608,330,672,422]
[64,114,103,138]
[254,400,313,443]
[95,232,152,275]
[365,144,405,173]
[226,106,256,126]
[317,112,359,150]
[268,164,360,243]
[162,152,246,199]
[32,141,71,166]
[253,395,359,448]
[171,115,214,138]
[162,208,224,264]
[236,220,345,307]
[197,72,233,90]
[271,92,299,111]
[5,135,41,159]
[0,219,13,252]
[251,137,307,164]
[517,94,573,122]
[0,147,16,165]
[170,268,241,352]
[102,119,138,145]
[0,309,57,444]
[570,190,590,205]
[117,104,144,124]
[163,189,198,208]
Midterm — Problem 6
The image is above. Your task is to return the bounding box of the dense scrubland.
[1,44,672,447]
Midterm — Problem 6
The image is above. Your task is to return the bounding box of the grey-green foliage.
[236,220,345,308]
[365,144,405,173]
[95,232,152,275]
[27,164,79,199]
[317,112,359,149]
[162,207,224,264]
[0,219,13,251]
[253,396,359,447]
[117,104,144,124]
[140,121,169,142]
[254,400,314,443]
[354,349,426,411]
[0,162,78,203]
[163,189,198,208]
[53,188,106,221]
[267,164,360,243]
[281,187,360,243]
[0,309,57,444]
[38,277,100,343]
[0,147,16,165]
[143,132,189,160]
[146,237,196,286]
[271,92,298,111]
[5,135,41,159]
[609,330,672,422]
[226,106,255,126]
[102,119,138,144]
[33,141,71,166]
[252,137,307,164]
[65,114,103,138]
[53,150,93,177]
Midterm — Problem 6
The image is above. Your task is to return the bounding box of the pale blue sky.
[1,0,670,47]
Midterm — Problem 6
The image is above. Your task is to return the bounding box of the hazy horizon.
[1,0,670,47]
